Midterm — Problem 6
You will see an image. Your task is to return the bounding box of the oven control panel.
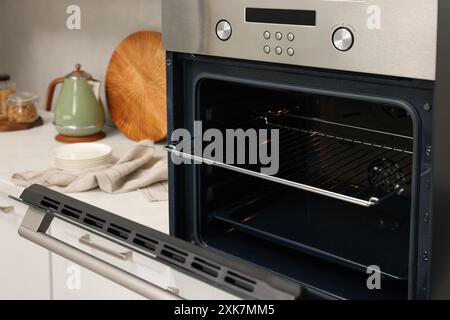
[163,0,438,81]
[216,22,354,55]
[261,30,296,56]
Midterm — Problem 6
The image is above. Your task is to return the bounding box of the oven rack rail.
[166,114,413,208]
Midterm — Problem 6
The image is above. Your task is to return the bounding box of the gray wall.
[0,0,161,113]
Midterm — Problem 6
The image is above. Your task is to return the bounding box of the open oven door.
[11,184,306,300]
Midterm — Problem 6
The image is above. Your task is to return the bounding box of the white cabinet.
[50,218,174,300]
[0,189,51,300]
[49,218,238,300]
[51,254,145,300]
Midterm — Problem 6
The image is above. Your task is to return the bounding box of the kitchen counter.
[0,112,169,232]
[0,112,238,300]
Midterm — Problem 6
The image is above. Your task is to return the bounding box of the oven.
[12,0,450,300]
[163,0,450,300]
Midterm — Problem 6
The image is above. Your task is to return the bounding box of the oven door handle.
[18,207,182,300]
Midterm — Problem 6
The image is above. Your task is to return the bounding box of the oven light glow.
[242,215,257,223]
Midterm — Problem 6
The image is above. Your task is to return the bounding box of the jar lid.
[7,92,38,104]
[65,64,92,80]
[0,74,10,81]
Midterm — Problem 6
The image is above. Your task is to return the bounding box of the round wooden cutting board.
[106,31,167,142]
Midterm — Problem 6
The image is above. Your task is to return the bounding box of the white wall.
[0,0,161,113]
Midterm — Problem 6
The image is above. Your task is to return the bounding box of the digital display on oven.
[246,8,316,26]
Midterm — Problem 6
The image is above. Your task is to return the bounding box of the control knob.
[216,20,232,41]
[332,27,354,52]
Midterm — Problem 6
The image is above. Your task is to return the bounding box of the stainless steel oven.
[13,0,450,300]
[163,0,450,300]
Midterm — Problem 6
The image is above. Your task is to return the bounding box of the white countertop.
[0,113,241,300]
[0,112,169,233]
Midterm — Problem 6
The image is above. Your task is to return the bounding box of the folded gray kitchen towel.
[11,140,169,202]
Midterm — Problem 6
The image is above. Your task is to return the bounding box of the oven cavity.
[169,79,417,299]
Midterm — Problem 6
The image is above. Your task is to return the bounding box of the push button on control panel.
[262,31,295,57]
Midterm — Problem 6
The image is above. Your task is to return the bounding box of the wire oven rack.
[165,112,414,207]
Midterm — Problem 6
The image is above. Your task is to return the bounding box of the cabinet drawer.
[50,218,238,300]
[51,254,145,300]
[51,218,175,296]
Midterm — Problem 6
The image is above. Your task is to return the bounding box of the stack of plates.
[52,143,113,170]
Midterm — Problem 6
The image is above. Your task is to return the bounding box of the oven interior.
[188,79,415,299]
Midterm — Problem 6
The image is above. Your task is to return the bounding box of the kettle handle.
[45,77,64,111]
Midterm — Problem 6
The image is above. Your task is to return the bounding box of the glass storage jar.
[0,74,16,121]
[7,92,39,124]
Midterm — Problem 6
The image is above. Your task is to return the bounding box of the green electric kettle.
[45,64,105,140]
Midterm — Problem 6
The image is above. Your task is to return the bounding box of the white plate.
[55,163,111,170]
[52,143,112,162]
[54,157,113,170]
[54,154,113,165]
[54,158,112,168]
[54,152,112,161]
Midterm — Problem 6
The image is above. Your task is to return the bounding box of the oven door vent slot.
[191,257,221,278]
[194,257,221,270]
[191,262,219,277]
[132,234,159,251]
[107,224,131,240]
[40,197,60,211]
[83,214,105,229]
[161,248,187,263]
[61,205,82,220]
[166,112,413,208]
[224,271,256,293]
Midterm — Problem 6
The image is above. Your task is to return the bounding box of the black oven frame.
[429,0,450,300]
[166,51,436,300]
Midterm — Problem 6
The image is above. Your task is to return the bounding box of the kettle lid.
[65,64,92,80]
